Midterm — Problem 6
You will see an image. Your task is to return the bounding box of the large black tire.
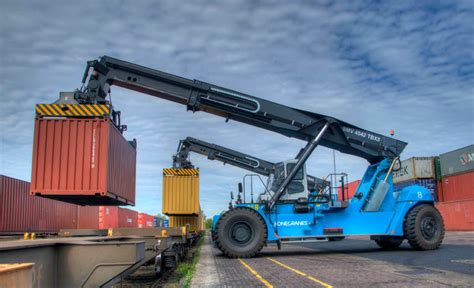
[374,237,403,250]
[328,236,345,241]
[215,208,267,258]
[403,204,444,250]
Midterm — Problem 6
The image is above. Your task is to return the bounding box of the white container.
[392,157,435,184]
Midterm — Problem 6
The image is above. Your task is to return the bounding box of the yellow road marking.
[239,259,273,288]
[267,257,333,288]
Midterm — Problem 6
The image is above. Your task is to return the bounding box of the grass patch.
[176,231,206,288]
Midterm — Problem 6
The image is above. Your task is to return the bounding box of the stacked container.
[118,208,139,228]
[436,145,474,231]
[154,216,165,227]
[138,213,155,228]
[77,206,100,229]
[162,168,203,233]
[0,175,78,233]
[168,209,205,233]
[1,175,161,231]
[99,206,118,229]
[393,157,438,201]
[438,145,473,202]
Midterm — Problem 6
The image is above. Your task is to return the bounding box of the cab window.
[286,163,303,180]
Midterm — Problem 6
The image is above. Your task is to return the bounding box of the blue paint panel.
[212,159,436,243]
[394,179,437,201]
[212,214,220,231]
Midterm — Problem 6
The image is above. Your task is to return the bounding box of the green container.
[434,157,442,181]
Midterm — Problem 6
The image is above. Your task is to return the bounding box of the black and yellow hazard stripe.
[163,168,199,176]
[35,104,111,118]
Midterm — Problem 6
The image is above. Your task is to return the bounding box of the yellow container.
[199,213,205,231]
[0,263,34,288]
[162,168,199,216]
[169,215,200,232]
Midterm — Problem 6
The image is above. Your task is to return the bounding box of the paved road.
[191,232,474,287]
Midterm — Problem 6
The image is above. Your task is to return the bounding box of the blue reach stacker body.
[214,158,435,243]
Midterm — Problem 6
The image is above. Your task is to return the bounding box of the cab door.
[279,162,308,201]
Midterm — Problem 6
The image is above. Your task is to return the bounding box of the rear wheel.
[404,204,444,250]
[374,237,403,250]
[215,208,267,258]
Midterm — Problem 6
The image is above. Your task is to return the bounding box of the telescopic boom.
[173,137,329,191]
[73,56,407,164]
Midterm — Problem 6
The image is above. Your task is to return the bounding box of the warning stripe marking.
[163,168,199,176]
[68,105,85,116]
[36,104,110,117]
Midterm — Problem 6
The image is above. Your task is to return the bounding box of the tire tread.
[215,207,267,258]
[403,204,444,250]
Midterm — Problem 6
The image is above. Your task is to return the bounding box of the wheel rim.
[420,216,437,240]
[229,221,253,246]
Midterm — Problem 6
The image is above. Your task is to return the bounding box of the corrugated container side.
[436,200,474,231]
[392,157,435,184]
[337,180,360,200]
[440,145,474,177]
[107,124,136,205]
[394,179,438,201]
[99,206,119,229]
[168,215,200,232]
[162,174,199,215]
[1,175,77,233]
[138,213,155,228]
[441,171,474,202]
[200,213,205,231]
[118,208,138,228]
[77,206,100,229]
[30,118,136,206]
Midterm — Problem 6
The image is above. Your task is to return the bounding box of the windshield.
[270,162,305,195]
[270,163,285,192]
[286,163,304,180]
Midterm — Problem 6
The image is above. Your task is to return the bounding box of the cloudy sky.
[1,1,473,218]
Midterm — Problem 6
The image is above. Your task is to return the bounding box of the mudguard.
[387,185,435,236]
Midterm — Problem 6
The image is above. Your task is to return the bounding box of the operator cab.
[241,159,346,208]
[270,160,309,201]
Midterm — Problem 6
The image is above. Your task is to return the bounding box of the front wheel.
[215,208,267,258]
[404,204,444,250]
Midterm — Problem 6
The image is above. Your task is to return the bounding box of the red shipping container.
[0,175,77,233]
[99,206,119,229]
[77,206,100,229]
[30,118,136,206]
[436,200,474,231]
[118,208,138,228]
[441,171,474,202]
[338,180,361,200]
[138,213,155,228]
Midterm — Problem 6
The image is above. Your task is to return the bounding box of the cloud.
[1,0,473,217]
